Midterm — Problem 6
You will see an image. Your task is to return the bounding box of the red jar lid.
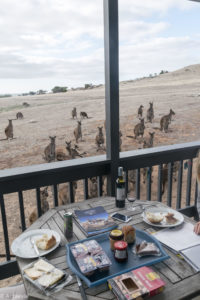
[114,241,127,250]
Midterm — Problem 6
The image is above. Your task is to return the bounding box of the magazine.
[74,206,117,237]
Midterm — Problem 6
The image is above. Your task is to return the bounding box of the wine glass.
[126,192,136,211]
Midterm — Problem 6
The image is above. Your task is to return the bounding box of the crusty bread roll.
[146,212,163,224]
[36,234,56,250]
[24,267,43,280]
[122,225,135,244]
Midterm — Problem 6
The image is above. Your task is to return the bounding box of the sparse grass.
[0,105,24,113]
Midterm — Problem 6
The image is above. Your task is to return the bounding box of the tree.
[84,83,93,89]
[52,86,67,93]
[29,91,36,95]
[37,90,46,95]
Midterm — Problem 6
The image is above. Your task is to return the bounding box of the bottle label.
[116,188,125,200]
[115,249,127,259]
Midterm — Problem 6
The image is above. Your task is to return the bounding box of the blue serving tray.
[66,228,169,287]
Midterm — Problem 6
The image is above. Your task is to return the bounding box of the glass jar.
[109,230,124,251]
[114,241,128,262]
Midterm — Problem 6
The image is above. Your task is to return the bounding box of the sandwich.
[24,267,43,280]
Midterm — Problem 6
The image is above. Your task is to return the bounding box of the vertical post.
[104,0,119,196]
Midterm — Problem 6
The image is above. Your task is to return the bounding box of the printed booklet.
[74,206,117,236]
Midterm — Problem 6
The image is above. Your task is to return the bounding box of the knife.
[76,275,87,300]
[30,238,40,257]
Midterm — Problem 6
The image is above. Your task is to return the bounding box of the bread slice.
[36,234,56,250]
[24,267,43,280]
[37,269,64,287]
[34,259,54,273]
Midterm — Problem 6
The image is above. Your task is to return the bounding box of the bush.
[52,86,68,93]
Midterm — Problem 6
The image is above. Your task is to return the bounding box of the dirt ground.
[1,64,200,287]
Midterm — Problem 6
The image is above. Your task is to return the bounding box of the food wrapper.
[83,240,102,255]
[76,256,97,276]
[133,240,161,257]
[23,258,72,296]
[70,243,88,258]
[93,251,112,271]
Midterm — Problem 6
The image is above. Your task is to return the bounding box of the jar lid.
[110,230,123,237]
[114,241,128,250]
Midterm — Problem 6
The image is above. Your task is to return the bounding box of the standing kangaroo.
[44,136,56,162]
[72,107,77,119]
[160,109,175,133]
[138,105,144,118]
[80,111,89,119]
[143,132,155,148]
[146,102,154,123]
[16,112,24,119]
[29,187,49,225]
[161,161,179,194]
[58,181,77,205]
[5,119,13,139]
[95,127,104,151]
[88,177,98,198]
[74,121,82,143]
[134,118,145,139]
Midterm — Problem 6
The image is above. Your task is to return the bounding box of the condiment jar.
[114,241,128,262]
[109,230,124,251]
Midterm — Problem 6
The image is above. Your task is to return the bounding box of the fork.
[30,237,40,257]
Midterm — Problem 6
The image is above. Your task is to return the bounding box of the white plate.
[142,207,184,228]
[11,229,61,258]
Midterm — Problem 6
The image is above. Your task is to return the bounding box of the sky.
[0,0,200,94]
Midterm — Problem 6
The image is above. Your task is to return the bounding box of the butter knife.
[30,237,40,257]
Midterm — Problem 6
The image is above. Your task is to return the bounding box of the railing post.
[104,0,119,196]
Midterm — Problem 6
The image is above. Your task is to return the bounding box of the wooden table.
[17,197,200,300]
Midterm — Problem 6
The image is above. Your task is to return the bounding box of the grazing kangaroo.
[160,109,175,133]
[29,187,49,225]
[23,102,30,107]
[134,118,145,139]
[161,161,179,194]
[143,132,155,148]
[58,181,77,205]
[72,107,77,119]
[44,136,56,162]
[80,111,89,119]
[5,119,14,139]
[74,121,82,143]
[138,105,144,118]
[146,102,154,123]
[16,112,23,119]
[128,170,136,192]
[95,127,104,151]
[88,177,98,198]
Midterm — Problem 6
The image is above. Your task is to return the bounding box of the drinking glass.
[126,193,136,211]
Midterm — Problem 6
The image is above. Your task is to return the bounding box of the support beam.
[104,0,119,196]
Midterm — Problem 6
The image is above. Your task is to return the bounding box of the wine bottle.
[115,167,126,208]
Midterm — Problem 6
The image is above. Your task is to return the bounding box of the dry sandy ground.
[1,63,200,287]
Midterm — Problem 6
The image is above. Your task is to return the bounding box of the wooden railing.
[0,140,200,279]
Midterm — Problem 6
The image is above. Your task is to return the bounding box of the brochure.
[74,206,117,237]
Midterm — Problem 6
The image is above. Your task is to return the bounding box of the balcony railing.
[0,140,199,280]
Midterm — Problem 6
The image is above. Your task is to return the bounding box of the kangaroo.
[23,102,30,107]
[134,118,145,139]
[29,187,49,225]
[128,170,136,192]
[5,119,13,139]
[119,130,122,152]
[160,109,175,133]
[44,136,56,162]
[88,177,98,198]
[72,107,77,119]
[146,102,154,123]
[65,141,86,158]
[16,112,23,119]
[80,111,89,119]
[58,181,77,205]
[143,132,155,148]
[138,105,144,118]
[56,148,70,161]
[161,161,179,194]
[74,121,82,143]
[95,126,104,151]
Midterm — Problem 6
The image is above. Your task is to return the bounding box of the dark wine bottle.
[115,167,126,208]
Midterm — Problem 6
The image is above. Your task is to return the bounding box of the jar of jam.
[109,230,124,251]
[114,241,128,262]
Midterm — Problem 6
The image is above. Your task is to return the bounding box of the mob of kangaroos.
[43,136,56,162]
[160,109,175,133]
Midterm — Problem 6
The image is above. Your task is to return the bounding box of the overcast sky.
[0,0,200,94]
